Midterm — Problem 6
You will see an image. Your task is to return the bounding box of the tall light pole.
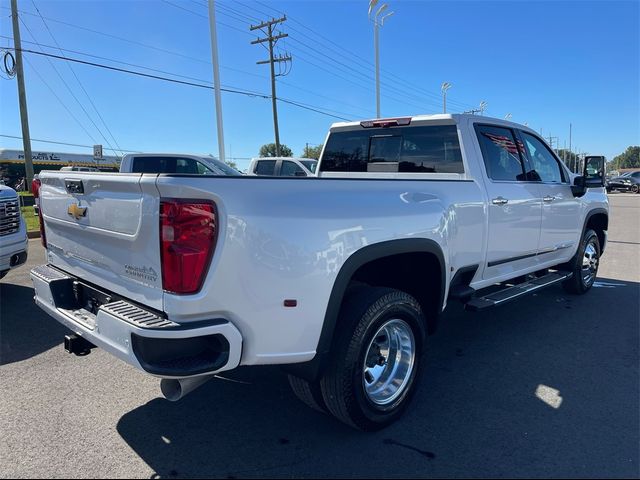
[441,82,451,113]
[479,101,487,116]
[208,0,225,163]
[369,0,393,118]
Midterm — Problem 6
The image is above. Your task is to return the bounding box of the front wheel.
[563,229,600,294]
[320,287,427,431]
[631,184,639,194]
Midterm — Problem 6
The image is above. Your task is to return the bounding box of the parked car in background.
[119,153,241,175]
[248,157,318,177]
[0,183,28,279]
[606,171,640,193]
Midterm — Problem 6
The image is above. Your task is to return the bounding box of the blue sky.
[0,0,638,171]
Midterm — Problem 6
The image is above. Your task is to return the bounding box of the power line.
[0,34,268,83]
[0,134,140,152]
[245,0,476,110]
[30,0,123,157]
[18,17,119,157]
[0,5,210,64]
[8,47,356,121]
[22,56,99,144]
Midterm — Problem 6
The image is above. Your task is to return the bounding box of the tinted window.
[196,162,213,175]
[301,160,317,173]
[131,157,174,173]
[522,133,563,183]
[475,125,526,181]
[254,160,276,175]
[320,125,464,173]
[280,160,305,176]
[631,172,640,178]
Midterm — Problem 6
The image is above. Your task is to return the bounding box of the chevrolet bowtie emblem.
[67,203,87,220]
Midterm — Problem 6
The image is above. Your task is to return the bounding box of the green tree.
[301,144,323,160]
[259,143,292,157]
[611,146,640,170]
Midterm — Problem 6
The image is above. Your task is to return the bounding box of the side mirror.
[571,155,605,197]
[583,155,606,187]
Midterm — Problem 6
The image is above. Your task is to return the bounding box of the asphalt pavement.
[1,193,638,479]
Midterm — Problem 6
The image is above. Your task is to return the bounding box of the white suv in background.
[0,184,28,280]
[248,157,318,177]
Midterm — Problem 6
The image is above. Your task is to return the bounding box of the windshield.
[301,160,318,173]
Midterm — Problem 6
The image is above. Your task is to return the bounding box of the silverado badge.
[67,203,87,220]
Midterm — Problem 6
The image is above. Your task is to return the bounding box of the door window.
[521,133,564,183]
[475,125,526,181]
[280,160,306,176]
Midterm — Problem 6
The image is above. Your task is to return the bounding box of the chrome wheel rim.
[582,239,599,285]
[362,318,416,406]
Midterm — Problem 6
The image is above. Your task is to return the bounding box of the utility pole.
[10,0,34,192]
[208,0,225,163]
[251,16,290,157]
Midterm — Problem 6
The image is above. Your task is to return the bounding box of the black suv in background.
[607,171,640,193]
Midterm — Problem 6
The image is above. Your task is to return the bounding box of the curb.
[27,231,41,239]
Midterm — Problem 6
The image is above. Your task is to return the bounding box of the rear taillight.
[160,199,217,294]
[32,178,46,248]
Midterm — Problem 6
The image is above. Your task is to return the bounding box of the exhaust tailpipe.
[160,375,214,402]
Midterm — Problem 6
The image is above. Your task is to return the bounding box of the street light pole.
[369,0,393,118]
[441,82,451,113]
[207,0,225,163]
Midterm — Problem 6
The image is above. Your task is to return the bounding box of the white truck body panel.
[31,114,608,380]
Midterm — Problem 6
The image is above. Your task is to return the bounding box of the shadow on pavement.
[0,283,68,365]
[117,277,639,479]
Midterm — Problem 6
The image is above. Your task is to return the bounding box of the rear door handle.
[543,195,555,203]
[492,197,508,205]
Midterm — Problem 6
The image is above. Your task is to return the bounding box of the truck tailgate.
[39,172,163,311]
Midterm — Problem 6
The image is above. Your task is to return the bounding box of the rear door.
[253,159,277,176]
[40,172,163,310]
[474,124,542,280]
[519,131,581,264]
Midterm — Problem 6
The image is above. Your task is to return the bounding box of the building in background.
[0,148,120,189]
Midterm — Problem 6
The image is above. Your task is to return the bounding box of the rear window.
[320,125,464,173]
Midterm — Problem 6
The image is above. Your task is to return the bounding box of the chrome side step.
[464,271,573,312]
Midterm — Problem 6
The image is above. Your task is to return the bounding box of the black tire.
[631,184,639,194]
[563,228,600,294]
[287,374,327,414]
[320,287,427,431]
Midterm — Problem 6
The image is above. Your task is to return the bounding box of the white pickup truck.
[31,114,608,430]
[0,184,28,279]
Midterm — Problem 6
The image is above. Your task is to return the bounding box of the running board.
[464,271,573,312]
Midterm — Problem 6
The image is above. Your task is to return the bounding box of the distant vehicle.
[60,166,101,172]
[119,153,241,176]
[248,157,318,177]
[606,171,640,193]
[0,184,28,280]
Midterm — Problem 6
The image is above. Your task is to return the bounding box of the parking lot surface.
[1,193,638,479]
